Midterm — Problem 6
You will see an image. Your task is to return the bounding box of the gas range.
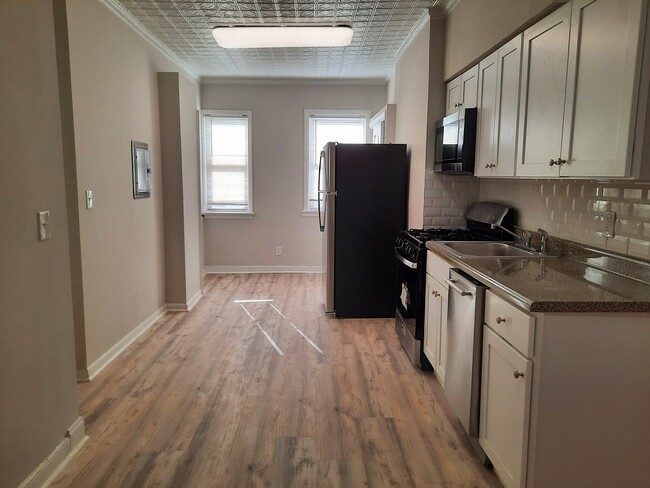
[393,202,514,369]
[396,226,506,264]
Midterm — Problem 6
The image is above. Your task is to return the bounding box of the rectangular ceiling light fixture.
[212,25,353,49]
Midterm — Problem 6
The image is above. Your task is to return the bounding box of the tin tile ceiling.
[107,0,446,79]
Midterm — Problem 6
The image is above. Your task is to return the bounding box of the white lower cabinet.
[480,326,532,488]
[477,290,650,487]
[424,251,452,386]
[424,273,448,385]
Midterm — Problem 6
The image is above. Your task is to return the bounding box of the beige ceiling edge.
[200,77,387,86]
[99,0,200,83]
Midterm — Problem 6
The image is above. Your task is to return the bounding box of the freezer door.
[322,142,336,313]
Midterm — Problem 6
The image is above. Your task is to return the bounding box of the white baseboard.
[84,305,167,381]
[166,289,203,312]
[204,265,324,274]
[19,417,87,488]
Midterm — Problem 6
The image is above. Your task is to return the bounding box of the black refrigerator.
[318,142,408,318]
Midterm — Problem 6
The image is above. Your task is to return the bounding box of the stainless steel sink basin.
[438,241,543,258]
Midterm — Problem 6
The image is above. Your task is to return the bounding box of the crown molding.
[99,0,199,83]
[395,9,431,62]
[444,0,462,14]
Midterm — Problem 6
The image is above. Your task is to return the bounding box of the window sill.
[202,212,255,219]
[301,210,319,217]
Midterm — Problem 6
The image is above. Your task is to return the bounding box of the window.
[304,110,369,212]
[201,110,252,215]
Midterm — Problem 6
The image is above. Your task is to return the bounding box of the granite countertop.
[426,241,650,313]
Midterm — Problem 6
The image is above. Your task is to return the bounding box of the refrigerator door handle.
[318,150,325,232]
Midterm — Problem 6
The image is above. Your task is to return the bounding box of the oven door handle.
[395,249,418,269]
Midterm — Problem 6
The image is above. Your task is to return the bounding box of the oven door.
[394,249,423,341]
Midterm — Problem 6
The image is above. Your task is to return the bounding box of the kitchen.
[2,0,650,487]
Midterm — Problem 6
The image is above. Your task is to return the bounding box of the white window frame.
[200,109,254,218]
[303,109,370,216]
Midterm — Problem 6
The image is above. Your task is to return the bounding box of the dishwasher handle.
[445,278,473,296]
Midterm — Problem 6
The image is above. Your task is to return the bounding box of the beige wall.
[0,1,79,486]
[158,72,202,304]
[444,0,564,79]
[66,0,200,367]
[201,82,386,267]
[393,22,431,228]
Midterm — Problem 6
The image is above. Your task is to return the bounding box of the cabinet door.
[493,34,523,177]
[460,65,479,109]
[560,0,645,177]
[475,51,499,177]
[446,75,462,115]
[423,274,447,386]
[435,284,448,385]
[423,274,439,369]
[480,326,532,488]
[516,3,571,177]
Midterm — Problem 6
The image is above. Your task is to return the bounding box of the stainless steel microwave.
[434,108,477,175]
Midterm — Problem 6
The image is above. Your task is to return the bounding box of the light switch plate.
[86,190,93,209]
[275,246,283,256]
[602,211,616,238]
[38,211,51,241]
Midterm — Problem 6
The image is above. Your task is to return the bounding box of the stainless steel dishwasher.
[444,268,489,463]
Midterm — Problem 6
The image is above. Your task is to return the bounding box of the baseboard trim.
[19,417,87,488]
[204,265,324,274]
[166,289,204,312]
[85,305,167,381]
[187,289,203,310]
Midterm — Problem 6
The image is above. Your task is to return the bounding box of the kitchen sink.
[438,241,544,258]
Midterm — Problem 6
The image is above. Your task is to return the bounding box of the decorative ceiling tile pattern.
[113,0,443,78]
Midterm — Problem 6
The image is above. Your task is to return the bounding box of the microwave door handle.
[318,150,325,232]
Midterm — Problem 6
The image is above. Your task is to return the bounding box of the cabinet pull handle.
[457,103,463,107]
[549,159,557,166]
[490,163,496,168]
[432,290,440,297]
[513,370,524,379]
[496,316,506,324]
[557,158,567,165]
[485,163,490,169]
[454,102,459,107]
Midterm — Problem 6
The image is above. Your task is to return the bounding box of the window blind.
[203,114,251,212]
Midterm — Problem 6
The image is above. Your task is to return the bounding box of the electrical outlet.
[275,246,283,256]
[602,211,616,238]
[86,190,93,209]
[37,211,51,241]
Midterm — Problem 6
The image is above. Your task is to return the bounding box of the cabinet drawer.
[485,291,535,357]
[426,251,452,286]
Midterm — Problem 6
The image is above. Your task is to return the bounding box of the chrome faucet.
[537,228,550,254]
[491,223,532,249]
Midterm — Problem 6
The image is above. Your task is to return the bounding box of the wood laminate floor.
[52,274,502,488]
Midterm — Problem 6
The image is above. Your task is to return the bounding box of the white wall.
[201,82,386,268]
[65,0,200,370]
[0,1,79,486]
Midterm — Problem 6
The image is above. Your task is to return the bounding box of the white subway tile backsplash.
[479,179,650,259]
[628,238,650,259]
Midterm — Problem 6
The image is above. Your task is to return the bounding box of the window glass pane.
[306,115,366,209]
[202,114,251,212]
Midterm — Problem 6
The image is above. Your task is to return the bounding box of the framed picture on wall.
[131,140,151,199]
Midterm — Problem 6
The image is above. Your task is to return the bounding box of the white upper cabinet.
[446,64,479,115]
[516,3,571,177]
[475,52,499,177]
[517,0,645,178]
[560,0,645,177]
[476,34,523,177]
